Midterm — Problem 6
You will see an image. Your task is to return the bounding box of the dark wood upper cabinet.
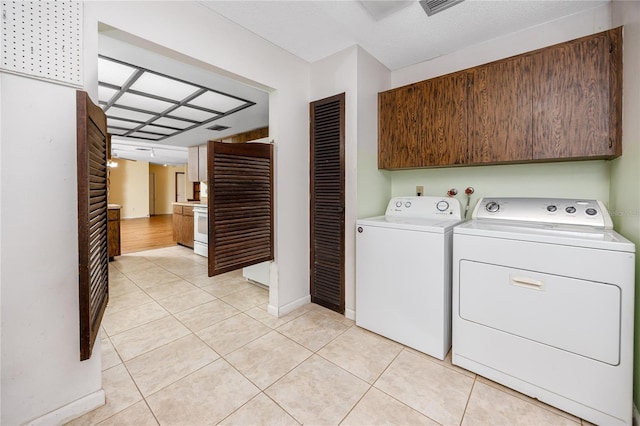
[532,28,622,160]
[378,85,421,169]
[378,27,622,169]
[420,71,469,166]
[379,72,468,168]
[469,56,533,164]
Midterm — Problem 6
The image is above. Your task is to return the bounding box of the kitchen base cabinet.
[107,205,121,261]
[172,204,194,248]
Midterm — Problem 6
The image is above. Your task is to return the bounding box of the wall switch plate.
[416,186,424,196]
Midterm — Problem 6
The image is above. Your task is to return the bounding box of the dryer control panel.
[385,196,462,219]
[472,197,613,229]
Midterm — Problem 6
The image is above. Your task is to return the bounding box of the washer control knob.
[404,201,412,208]
[395,201,402,208]
[547,205,557,212]
[357,227,363,233]
[485,201,500,213]
[436,200,449,212]
[585,208,598,216]
[566,206,577,214]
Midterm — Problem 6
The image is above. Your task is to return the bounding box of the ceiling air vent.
[419,0,465,16]
[207,124,231,131]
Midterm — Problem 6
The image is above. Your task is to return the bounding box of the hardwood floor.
[120,214,176,254]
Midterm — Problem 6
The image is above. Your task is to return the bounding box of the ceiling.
[200,0,608,71]
[102,0,608,165]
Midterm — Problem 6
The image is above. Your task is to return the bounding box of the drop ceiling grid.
[98,55,255,142]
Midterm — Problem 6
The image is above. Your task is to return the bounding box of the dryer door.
[459,260,621,365]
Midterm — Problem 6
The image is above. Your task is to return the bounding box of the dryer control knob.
[395,201,402,208]
[547,205,557,212]
[485,201,500,213]
[566,206,577,214]
[585,208,598,216]
[436,200,449,212]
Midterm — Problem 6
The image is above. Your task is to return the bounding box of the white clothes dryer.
[452,197,635,425]
[356,196,464,360]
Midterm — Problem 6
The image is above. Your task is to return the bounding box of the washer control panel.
[385,196,462,219]
[472,197,613,229]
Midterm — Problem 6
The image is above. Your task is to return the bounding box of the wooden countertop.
[108,204,121,209]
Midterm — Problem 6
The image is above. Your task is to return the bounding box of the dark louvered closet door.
[310,93,345,314]
[76,91,109,361]
[208,141,274,276]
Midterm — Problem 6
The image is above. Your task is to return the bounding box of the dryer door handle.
[510,275,545,291]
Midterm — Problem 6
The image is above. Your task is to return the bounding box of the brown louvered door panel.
[208,141,273,276]
[76,91,109,361]
[310,93,345,314]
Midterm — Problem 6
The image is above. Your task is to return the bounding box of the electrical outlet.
[416,186,424,196]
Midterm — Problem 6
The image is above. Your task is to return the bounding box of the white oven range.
[193,204,208,257]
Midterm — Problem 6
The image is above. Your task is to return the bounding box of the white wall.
[309,46,391,319]
[356,48,392,219]
[1,74,104,425]
[84,2,311,317]
[389,4,614,208]
[0,2,311,423]
[610,0,640,408]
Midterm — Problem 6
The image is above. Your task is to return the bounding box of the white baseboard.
[269,295,311,317]
[345,308,355,321]
[27,388,105,426]
[633,403,639,426]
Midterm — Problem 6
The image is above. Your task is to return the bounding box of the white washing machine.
[453,197,635,426]
[356,196,464,360]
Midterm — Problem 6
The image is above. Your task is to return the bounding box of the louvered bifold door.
[310,93,345,314]
[208,141,274,276]
[76,91,109,361]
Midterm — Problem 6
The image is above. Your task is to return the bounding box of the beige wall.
[108,159,150,219]
[150,164,187,215]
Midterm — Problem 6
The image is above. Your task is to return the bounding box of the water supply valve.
[447,188,458,197]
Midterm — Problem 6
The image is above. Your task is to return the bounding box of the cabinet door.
[188,146,200,181]
[532,29,621,160]
[198,144,208,182]
[469,57,532,163]
[419,71,469,166]
[378,86,421,169]
[107,209,121,258]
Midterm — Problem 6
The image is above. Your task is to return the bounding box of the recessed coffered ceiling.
[98,28,270,165]
[98,55,254,143]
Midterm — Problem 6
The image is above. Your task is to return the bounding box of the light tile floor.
[69,245,593,426]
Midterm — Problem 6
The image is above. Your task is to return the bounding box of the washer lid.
[357,215,464,232]
[454,220,635,252]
